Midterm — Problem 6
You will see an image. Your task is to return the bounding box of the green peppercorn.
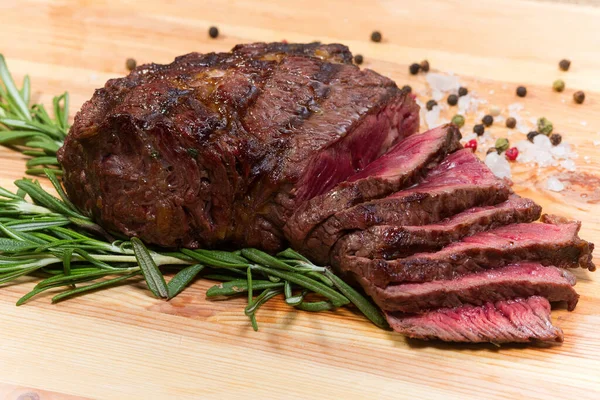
[409,63,421,75]
[550,133,562,146]
[420,60,430,72]
[126,58,137,71]
[506,117,517,129]
[354,54,364,65]
[447,94,458,106]
[458,86,468,97]
[208,26,219,38]
[481,115,493,127]
[451,114,465,128]
[559,59,571,71]
[537,117,553,135]
[527,131,539,143]
[495,138,510,153]
[401,85,412,93]
[553,79,565,92]
[574,91,585,104]
[426,100,438,111]
[516,86,527,97]
[473,124,485,136]
[371,31,382,42]
[486,147,498,155]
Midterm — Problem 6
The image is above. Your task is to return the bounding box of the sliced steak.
[334,195,541,271]
[348,214,595,287]
[362,263,579,313]
[302,149,512,264]
[386,296,564,343]
[284,124,462,246]
[58,42,419,251]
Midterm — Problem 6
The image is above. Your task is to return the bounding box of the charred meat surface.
[284,124,462,248]
[385,296,565,343]
[58,42,420,250]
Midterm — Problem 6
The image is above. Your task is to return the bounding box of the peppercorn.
[506,117,517,129]
[401,85,412,93]
[458,86,468,97]
[559,59,571,71]
[486,147,498,155]
[537,117,553,135]
[482,115,494,127]
[489,105,501,117]
[495,138,510,153]
[420,60,430,72]
[354,54,364,65]
[409,63,421,75]
[451,114,465,128]
[553,79,565,92]
[426,100,438,111]
[464,139,477,152]
[550,133,562,146]
[473,124,485,136]
[371,31,382,43]
[447,94,458,106]
[505,147,519,161]
[208,26,219,38]
[516,86,527,97]
[574,91,585,104]
[125,58,137,71]
[527,131,539,143]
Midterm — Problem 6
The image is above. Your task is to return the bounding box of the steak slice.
[302,149,512,264]
[284,124,462,247]
[58,42,419,250]
[333,195,541,270]
[350,214,595,287]
[386,296,564,343]
[361,263,579,313]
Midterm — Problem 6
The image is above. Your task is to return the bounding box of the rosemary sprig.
[0,54,66,176]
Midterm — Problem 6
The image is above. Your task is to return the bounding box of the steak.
[302,149,512,264]
[362,263,579,313]
[333,195,541,267]
[57,42,419,250]
[385,296,564,343]
[284,124,462,247]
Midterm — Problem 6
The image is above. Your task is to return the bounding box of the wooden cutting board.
[1,0,599,399]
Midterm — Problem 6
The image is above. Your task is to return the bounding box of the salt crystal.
[581,121,588,126]
[426,73,460,93]
[489,90,495,95]
[546,177,565,192]
[550,142,571,159]
[529,117,538,125]
[533,134,552,150]
[560,159,576,171]
[508,103,524,112]
[485,152,512,179]
[517,123,530,134]
[425,105,440,129]
[431,89,444,101]
[593,140,600,146]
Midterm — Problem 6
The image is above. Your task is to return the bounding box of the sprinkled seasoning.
[464,139,477,152]
[516,86,527,97]
[426,99,438,111]
[527,131,539,143]
[420,60,430,72]
[559,59,571,71]
[451,114,465,128]
[495,138,509,153]
[458,86,468,97]
[489,105,501,117]
[537,117,553,135]
[550,133,562,146]
[486,147,498,155]
[409,63,421,75]
[553,79,565,92]
[401,85,412,93]
[126,58,137,71]
[574,91,585,104]
[506,117,517,129]
[447,94,458,106]
[371,31,382,42]
[208,26,219,38]
[505,147,519,161]
[354,54,364,65]
[473,124,485,136]
[482,115,494,127]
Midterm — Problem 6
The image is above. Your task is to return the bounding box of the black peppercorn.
[458,86,468,97]
[125,58,137,71]
[208,26,219,38]
[559,59,571,71]
[550,133,562,146]
[420,60,430,72]
[486,147,498,155]
[516,86,527,97]
[447,94,458,106]
[482,115,494,127]
[354,54,364,65]
[473,124,485,136]
[401,85,412,93]
[573,91,585,104]
[426,100,438,111]
[409,63,421,75]
[371,31,382,42]
[527,131,539,143]
[506,117,517,129]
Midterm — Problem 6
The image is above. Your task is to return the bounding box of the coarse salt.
[546,177,565,192]
[485,152,512,179]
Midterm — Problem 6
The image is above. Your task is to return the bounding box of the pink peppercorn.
[505,147,519,161]
[464,139,478,152]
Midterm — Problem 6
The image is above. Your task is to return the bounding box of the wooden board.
[1,0,599,398]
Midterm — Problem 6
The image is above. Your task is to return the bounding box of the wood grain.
[0,0,599,399]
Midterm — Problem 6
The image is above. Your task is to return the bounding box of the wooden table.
[1,1,599,399]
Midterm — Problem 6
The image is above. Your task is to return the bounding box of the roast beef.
[362,263,579,313]
[57,42,419,250]
[284,124,462,247]
[385,296,564,343]
[302,148,512,264]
